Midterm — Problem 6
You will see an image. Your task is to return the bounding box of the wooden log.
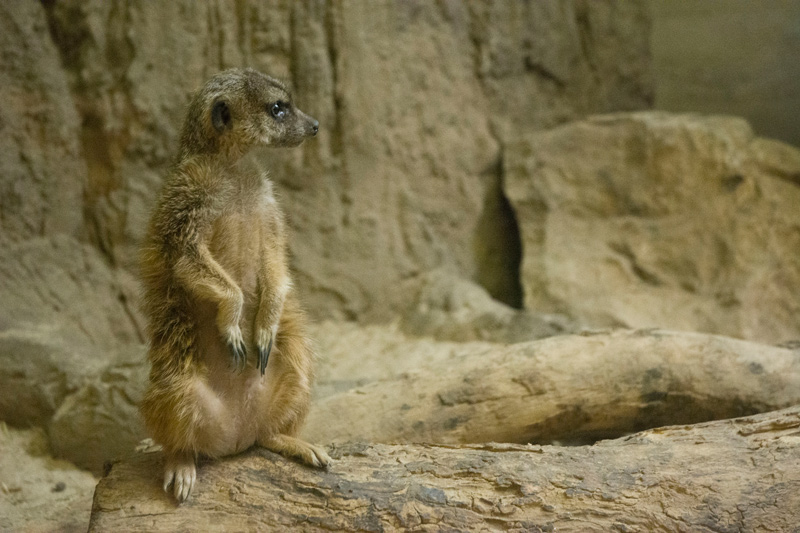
[304,329,800,445]
[89,406,800,532]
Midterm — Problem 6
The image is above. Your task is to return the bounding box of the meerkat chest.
[206,195,284,291]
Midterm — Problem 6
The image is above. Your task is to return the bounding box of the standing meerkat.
[139,68,330,503]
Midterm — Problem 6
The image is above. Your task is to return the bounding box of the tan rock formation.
[33,0,651,319]
[0,426,97,533]
[0,2,85,240]
[505,112,800,343]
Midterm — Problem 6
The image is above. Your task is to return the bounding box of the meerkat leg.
[173,244,247,371]
[256,293,331,468]
[253,240,289,375]
[142,355,239,503]
[260,434,331,468]
[163,452,197,503]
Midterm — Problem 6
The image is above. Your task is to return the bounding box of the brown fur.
[139,68,328,503]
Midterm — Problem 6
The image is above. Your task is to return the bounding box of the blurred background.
[1,1,799,531]
[652,0,800,147]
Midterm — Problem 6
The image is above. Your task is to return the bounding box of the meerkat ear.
[211,100,231,132]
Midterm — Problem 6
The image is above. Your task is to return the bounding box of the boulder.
[48,345,148,475]
[0,327,106,427]
[398,268,574,343]
[505,112,800,343]
[0,234,144,430]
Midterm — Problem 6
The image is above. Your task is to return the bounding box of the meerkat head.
[180,68,319,157]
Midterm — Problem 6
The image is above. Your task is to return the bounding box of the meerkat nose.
[311,120,319,135]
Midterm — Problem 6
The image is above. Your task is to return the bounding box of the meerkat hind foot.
[262,434,331,468]
[163,455,197,503]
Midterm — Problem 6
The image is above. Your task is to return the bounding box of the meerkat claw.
[255,324,278,376]
[228,339,246,372]
[258,335,274,376]
[224,326,247,372]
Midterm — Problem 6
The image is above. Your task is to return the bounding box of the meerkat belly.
[191,212,268,454]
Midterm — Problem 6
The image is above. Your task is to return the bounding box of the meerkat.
[139,68,330,503]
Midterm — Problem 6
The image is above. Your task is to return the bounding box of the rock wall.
[4,0,652,323]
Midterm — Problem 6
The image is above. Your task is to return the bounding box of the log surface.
[305,329,800,445]
[90,407,800,532]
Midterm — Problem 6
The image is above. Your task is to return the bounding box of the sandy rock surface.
[0,425,97,533]
[5,0,651,321]
[506,112,800,343]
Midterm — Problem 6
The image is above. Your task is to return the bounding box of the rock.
[0,323,148,474]
[48,345,148,475]
[505,112,800,344]
[34,0,652,320]
[398,268,574,343]
[303,328,800,445]
[0,1,85,240]
[0,235,144,349]
[0,327,106,427]
[0,425,97,533]
[0,234,144,428]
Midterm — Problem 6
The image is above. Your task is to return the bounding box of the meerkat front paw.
[224,325,247,372]
[163,454,196,503]
[255,324,278,375]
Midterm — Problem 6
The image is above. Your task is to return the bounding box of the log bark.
[90,406,800,532]
[305,329,800,445]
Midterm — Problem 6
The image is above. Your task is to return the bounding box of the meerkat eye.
[269,102,286,121]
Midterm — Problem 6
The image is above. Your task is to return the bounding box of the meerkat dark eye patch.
[211,100,231,132]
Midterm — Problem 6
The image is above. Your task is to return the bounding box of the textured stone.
[0,2,85,240]
[398,268,573,343]
[0,235,144,349]
[0,426,97,533]
[48,345,148,474]
[0,327,105,427]
[33,0,651,320]
[505,112,800,343]
[0,235,147,472]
